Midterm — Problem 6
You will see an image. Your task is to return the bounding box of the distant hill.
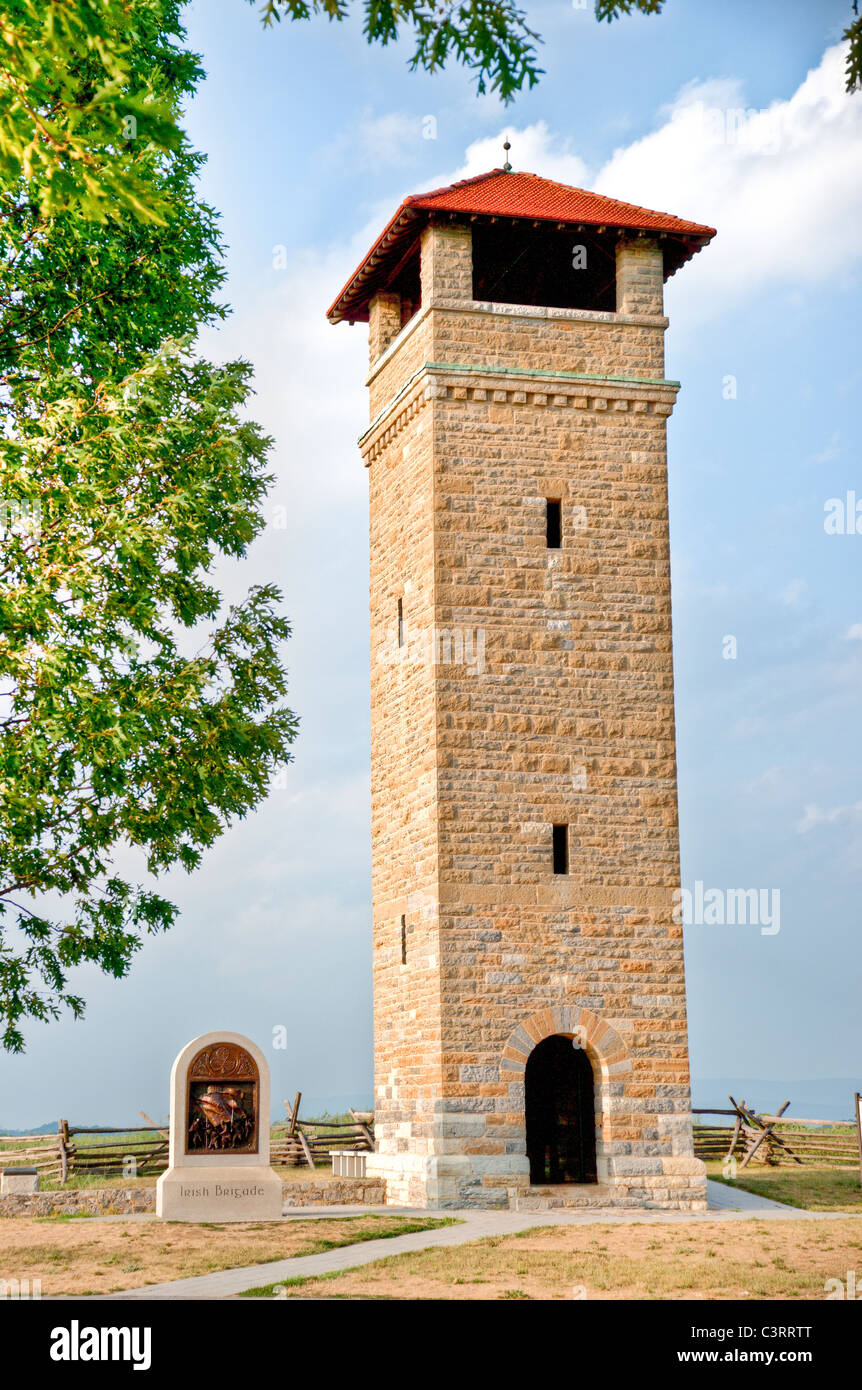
[692,1077,861,1123]
[0,1122,57,1136]
[0,1121,129,1136]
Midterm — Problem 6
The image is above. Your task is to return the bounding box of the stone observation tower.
[327,168,715,1210]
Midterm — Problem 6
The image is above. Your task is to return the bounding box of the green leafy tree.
[0,0,186,222]
[0,0,297,1051]
[260,0,542,99]
[263,0,862,100]
[847,1,862,90]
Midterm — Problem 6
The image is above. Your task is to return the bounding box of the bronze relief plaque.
[185,1043,260,1155]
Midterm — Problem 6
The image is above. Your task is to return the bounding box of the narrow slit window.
[400,914,407,965]
[546,499,562,549]
[397,597,404,648]
[552,824,569,875]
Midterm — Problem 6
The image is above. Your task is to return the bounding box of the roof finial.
[502,139,512,173]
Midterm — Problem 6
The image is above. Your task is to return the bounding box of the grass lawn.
[29,1161,347,1192]
[241,1218,862,1301]
[705,1160,862,1212]
[0,1213,454,1297]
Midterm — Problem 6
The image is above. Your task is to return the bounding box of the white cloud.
[198,240,371,539]
[599,44,862,316]
[843,623,862,640]
[446,44,861,324]
[454,120,590,187]
[324,109,435,171]
[743,766,790,800]
[779,579,807,608]
[809,431,844,466]
[796,801,862,834]
[729,715,767,742]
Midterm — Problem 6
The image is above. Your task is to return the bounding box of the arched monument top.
[187,1041,259,1083]
[169,1030,270,1089]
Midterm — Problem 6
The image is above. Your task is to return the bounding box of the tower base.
[366,1151,707,1212]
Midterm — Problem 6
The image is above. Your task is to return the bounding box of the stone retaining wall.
[282,1180,385,1208]
[0,1188,155,1218]
[0,1179,385,1218]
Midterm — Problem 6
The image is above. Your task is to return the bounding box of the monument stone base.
[156,1164,283,1222]
[1,1168,40,1196]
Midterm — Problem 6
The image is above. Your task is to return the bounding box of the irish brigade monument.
[327,167,716,1210]
[156,1031,282,1221]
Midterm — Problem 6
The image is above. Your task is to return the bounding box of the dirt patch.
[0,1214,450,1297]
[265,1218,862,1301]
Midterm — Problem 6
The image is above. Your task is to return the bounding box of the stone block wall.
[420,222,472,302]
[369,292,402,367]
[364,355,445,1208]
[616,238,664,317]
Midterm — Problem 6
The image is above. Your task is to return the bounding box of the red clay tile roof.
[327,168,716,324]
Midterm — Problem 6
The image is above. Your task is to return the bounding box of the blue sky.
[2,0,860,1126]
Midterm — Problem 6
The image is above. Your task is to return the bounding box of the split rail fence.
[12,1097,855,1184]
[693,1100,862,1169]
[0,1098,375,1184]
[0,1121,168,1183]
[270,1096,374,1169]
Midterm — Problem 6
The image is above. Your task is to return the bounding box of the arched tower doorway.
[525,1034,598,1185]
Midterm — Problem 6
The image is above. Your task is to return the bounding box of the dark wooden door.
[525,1034,597,1184]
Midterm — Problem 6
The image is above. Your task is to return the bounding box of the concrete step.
[512,1184,645,1211]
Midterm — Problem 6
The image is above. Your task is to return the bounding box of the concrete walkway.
[97,1180,861,1300]
[704,1180,795,1213]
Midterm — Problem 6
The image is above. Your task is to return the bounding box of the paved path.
[704,1181,795,1213]
[98,1181,861,1300]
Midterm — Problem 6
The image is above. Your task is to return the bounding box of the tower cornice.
[359,360,680,467]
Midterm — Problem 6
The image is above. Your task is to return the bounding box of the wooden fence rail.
[693,1106,860,1167]
[0,1128,65,1181]
[272,1103,374,1168]
[1,1103,376,1183]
